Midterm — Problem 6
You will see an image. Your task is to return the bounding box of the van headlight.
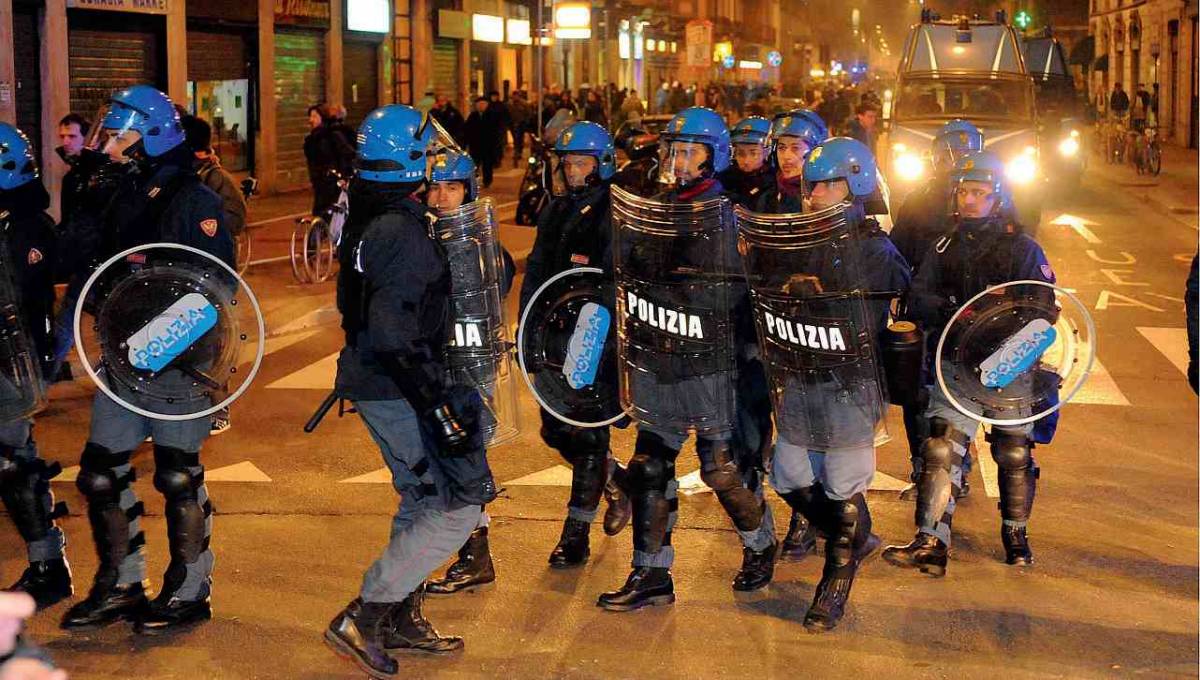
[894,151,925,182]
[1005,154,1038,184]
[1058,135,1080,157]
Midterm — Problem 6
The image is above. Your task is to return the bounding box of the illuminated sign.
[347,0,389,33]
[473,14,504,43]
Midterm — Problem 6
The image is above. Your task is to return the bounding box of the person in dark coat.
[464,97,502,188]
[431,94,467,147]
[304,104,357,217]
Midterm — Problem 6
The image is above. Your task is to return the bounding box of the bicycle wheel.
[1150,144,1162,175]
[235,231,252,275]
[291,220,313,283]
[303,217,335,283]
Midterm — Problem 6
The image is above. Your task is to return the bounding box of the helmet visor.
[656,140,711,187]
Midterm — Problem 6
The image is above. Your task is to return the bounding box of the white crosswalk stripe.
[1136,327,1190,376]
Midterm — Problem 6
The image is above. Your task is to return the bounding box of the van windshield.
[893,76,1033,123]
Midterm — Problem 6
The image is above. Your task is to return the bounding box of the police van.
[883,11,1044,230]
[1022,30,1086,187]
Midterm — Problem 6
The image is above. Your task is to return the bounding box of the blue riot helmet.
[0,124,39,191]
[770,109,829,179]
[552,121,616,197]
[802,137,878,210]
[657,106,731,187]
[730,116,772,173]
[356,104,456,184]
[949,150,1013,221]
[931,119,984,173]
[429,150,479,202]
[99,85,186,159]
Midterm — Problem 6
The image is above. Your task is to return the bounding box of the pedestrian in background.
[465,97,501,188]
[304,103,356,218]
[431,94,466,147]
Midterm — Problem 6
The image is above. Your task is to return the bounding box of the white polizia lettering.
[625,291,705,340]
[763,311,847,352]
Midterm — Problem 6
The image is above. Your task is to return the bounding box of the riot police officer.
[61,85,233,634]
[755,109,829,214]
[598,107,778,610]
[764,138,910,631]
[517,121,632,570]
[324,105,488,678]
[423,150,515,596]
[0,123,71,610]
[892,119,985,502]
[719,116,775,207]
[882,150,1055,576]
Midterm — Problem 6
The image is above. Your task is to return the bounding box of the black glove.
[426,402,476,457]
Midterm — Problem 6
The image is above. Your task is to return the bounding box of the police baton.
[304,392,340,433]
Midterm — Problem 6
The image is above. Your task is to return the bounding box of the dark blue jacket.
[520,182,613,314]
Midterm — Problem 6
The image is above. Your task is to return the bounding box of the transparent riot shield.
[736,203,887,451]
[935,280,1095,426]
[435,198,521,446]
[518,267,625,427]
[0,229,45,421]
[611,185,738,436]
[74,243,266,420]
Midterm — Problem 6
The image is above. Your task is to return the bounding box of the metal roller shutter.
[69,28,161,123]
[432,38,460,100]
[343,41,379,129]
[188,31,249,82]
[275,29,326,190]
[12,9,41,162]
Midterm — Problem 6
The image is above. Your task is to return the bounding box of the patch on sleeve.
[26,248,43,265]
[200,218,219,237]
[570,253,590,265]
[1040,263,1054,280]
[354,242,365,273]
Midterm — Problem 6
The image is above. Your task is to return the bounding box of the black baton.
[304,392,339,433]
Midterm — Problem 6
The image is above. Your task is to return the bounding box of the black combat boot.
[325,598,399,679]
[732,539,778,592]
[548,517,591,568]
[778,510,818,562]
[882,532,949,577]
[382,583,464,654]
[427,527,495,595]
[803,494,870,633]
[8,559,73,610]
[61,574,149,630]
[602,472,632,536]
[1001,524,1033,565]
[596,567,674,612]
[135,592,213,635]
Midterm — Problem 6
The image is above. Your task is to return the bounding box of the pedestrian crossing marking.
[269,305,340,337]
[239,330,320,366]
[339,468,393,484]
[1136,327,1190,376]
[679,468,912,495]
[1073,357,1131,406]
[868,471,910,491]
[266,351,339,390]
[677,469,710,495]
[53,466,79,483]
[975,427,1000,499]
[504,465,574,487]
[205,461,273,482]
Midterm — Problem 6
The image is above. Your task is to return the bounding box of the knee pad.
[570,426,610,453]
[918,435,954,472]
[540,424,571,452]
[76,443,132,503]
[152,445,203,502]
[698,440,741,493]
[989,431,1032,471]
[624,453,669,495]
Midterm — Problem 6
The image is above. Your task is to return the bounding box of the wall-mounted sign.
[275,0,330,27]
[507,18,532,45]
[473,14,504,43]
[438,10,470,39]
[686,20,712,68]
[347,0,389,33]
[67,0,168,14]
[767,50,783,67]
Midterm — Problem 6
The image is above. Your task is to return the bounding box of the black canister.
[881,320,925,405]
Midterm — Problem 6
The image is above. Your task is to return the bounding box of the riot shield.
[736,203,886,451]
[518,267,625,427]
[74,243,266,420]
[0,224,46,421]
[935,280,1095,427]
[435,198,521,446]
[610,185,738,436]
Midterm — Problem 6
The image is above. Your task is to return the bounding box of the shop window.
[186,79,250,172]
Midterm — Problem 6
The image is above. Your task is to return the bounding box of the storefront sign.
[472,14,504,43]
[438,9,470,39]
[685,20,712,68]
[67,0,169,14]
[347,0,389,34]
[275,0,330,27]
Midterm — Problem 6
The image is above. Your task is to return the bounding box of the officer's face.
[956,180,996,218]
[562,154,598,188]
[59,124,85,157]
[427,181,467,212]
[668,141,709,184]
[808,179,850,210]
[734,143,765,173]
[775,136,810,179]
[101,129,141,163]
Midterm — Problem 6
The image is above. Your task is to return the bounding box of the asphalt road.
[3,154,1197,679]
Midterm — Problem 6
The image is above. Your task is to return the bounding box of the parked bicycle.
[235,177,257,275]
[291,171,346,283]
[1132,125,1163,176]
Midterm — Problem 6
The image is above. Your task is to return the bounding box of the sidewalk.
[1089,139,1199,229]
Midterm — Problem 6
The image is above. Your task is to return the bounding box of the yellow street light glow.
[810,68,826,77]
[1058,136,1080,156]
[554,4,590,28]
[739,60,763,69]
[895,151,925,182]
[952,45,966,55]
